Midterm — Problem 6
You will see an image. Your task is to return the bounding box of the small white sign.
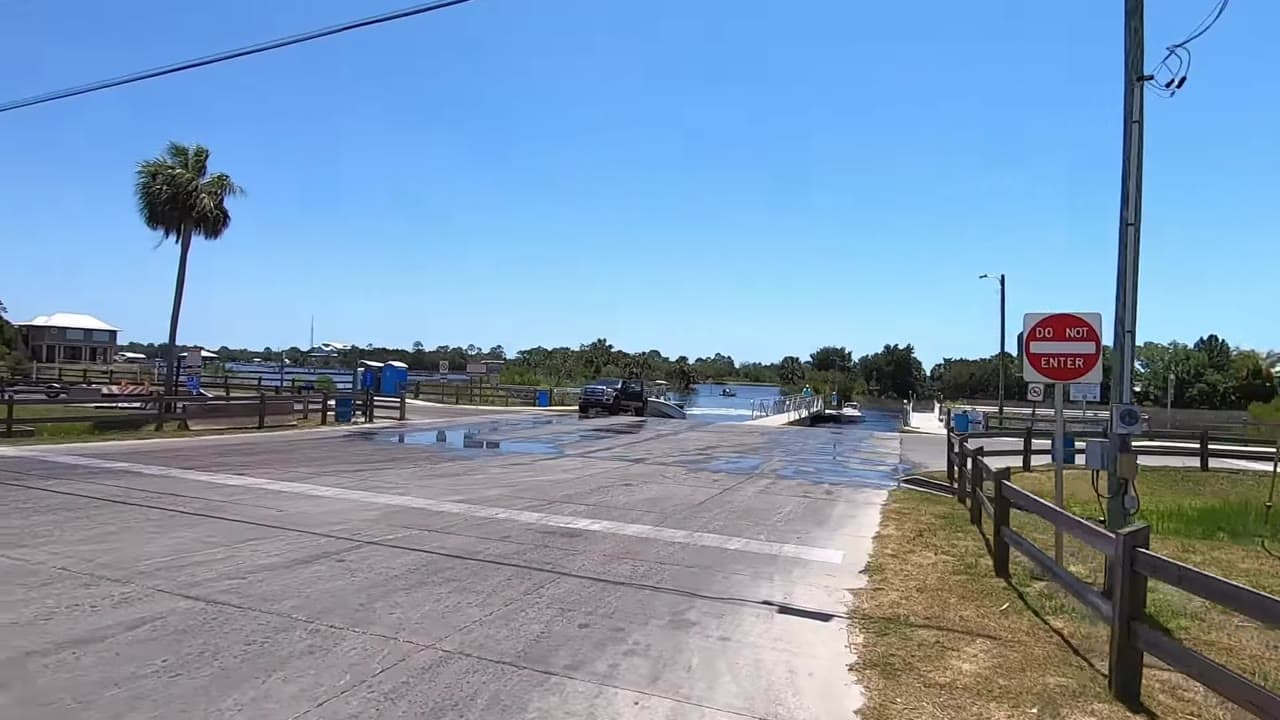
[1027,383,1045,403]
[186,348,203,369]
[438,360,450,374]
[1069,383,1101,403]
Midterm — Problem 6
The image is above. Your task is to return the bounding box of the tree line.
[112,336,932,399]
[929,334,1278,411]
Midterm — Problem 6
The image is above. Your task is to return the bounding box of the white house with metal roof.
[15,312,121,364]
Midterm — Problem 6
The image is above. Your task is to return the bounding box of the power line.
[1145,0,1229,98]
[0,0,478,114]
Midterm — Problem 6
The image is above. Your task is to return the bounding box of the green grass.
[853,467,1280,720]
[1013,466,1279,548]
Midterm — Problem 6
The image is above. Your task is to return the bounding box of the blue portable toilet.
[535,389,551,408]
[380,361,409,395]
[335,396,355,423]
[358,360,383,391]
[952,411,971,433]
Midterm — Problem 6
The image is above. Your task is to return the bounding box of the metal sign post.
[1054,382,1066,565]
[1022,312,1104,564]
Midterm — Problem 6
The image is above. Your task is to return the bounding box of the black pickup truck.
[578,378,647,416]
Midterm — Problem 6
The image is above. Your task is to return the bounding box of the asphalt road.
[0,412,897,720]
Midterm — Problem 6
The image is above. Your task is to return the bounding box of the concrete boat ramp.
[0,409,900,719]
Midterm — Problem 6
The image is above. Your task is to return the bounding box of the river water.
[669,383,781,423]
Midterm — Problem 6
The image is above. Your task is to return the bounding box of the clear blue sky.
[1,1,1274,366]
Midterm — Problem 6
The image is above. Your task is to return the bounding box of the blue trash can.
[535,389,550,408]
[1055,435,1076,464]
[335,396,354,423]
[952,412,970,433]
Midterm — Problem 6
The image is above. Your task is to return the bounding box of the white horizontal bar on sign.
[1029,341,1097,354]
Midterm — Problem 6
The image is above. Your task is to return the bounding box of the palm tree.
[136,142,243,396]
[673,359,698,391]
[778,355,805,386]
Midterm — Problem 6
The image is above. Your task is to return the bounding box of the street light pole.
[980,273,1007,427]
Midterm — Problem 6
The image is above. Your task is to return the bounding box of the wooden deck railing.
[947,432,1280,717]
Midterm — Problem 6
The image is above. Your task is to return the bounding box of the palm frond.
[136,142,242,243]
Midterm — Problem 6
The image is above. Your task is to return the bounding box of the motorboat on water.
[720,387,736,397]
[840,401,865,423]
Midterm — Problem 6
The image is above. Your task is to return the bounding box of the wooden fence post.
[398,392,407,421]
[4,394,14,439]
[224,376,230,396]
[956,442,969,504]
[82,367,89,383]
[301,393,310,421]
[946,433,956,486]
[108,368,115,385]
[153,391,165,431]
[365,390,374,422]
[257,394,267,429]
[1199,430,1210,472]
[320,392,329,425]
[992,467,1011,578]
[454,384,460,405]
[1108,523,1152,705]
[414,381,421,400]
[970,446,985,525]
[1023,427,1033,472]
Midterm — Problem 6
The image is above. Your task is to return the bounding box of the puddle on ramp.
[391,428,562,456]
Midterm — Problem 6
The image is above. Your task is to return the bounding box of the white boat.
[840,402,865,423]
[720,387,736,397]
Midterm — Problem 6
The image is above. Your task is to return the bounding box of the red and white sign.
[1022,312,1103,384]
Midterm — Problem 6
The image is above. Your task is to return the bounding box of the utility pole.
[1107,0,1145,531]
[980,273,1007,426]
[998,273,1006,426]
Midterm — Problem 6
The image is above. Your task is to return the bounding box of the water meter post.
[1023,313,1103,565]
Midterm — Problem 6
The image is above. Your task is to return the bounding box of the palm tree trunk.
[164,226,193,397]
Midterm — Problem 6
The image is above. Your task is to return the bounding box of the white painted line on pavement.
[0,449,845,564]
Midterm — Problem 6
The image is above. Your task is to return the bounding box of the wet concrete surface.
[0,409,899,720]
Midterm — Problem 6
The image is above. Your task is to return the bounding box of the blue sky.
[1,1,1274,366]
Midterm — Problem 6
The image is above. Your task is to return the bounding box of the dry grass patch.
[852,467,1279,720]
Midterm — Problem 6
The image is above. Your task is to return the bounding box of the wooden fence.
[1,368,581,408]
[958,426,1277,472]
[1,390,409,438]
[946,432,1280,717]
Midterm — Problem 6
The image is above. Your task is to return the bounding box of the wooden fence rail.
[951,424,1277,474]
[946,432,1280,717]
[2,390,411,437]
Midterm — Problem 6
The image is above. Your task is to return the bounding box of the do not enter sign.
[1022,312,1103,384]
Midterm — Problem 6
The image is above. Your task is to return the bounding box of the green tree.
[672,358,698,390]
[1231,350,1277,406]
[857,344,926,399]
[809,346,853,374]
[412,340,424,351]
[778,356,805,386]
[136,142,243,395]
[624,352,651,379]
[0,300,31,375]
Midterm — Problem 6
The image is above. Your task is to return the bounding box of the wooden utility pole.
[1107,0,1145,531]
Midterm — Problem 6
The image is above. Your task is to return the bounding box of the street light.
[979,273,1007,426]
